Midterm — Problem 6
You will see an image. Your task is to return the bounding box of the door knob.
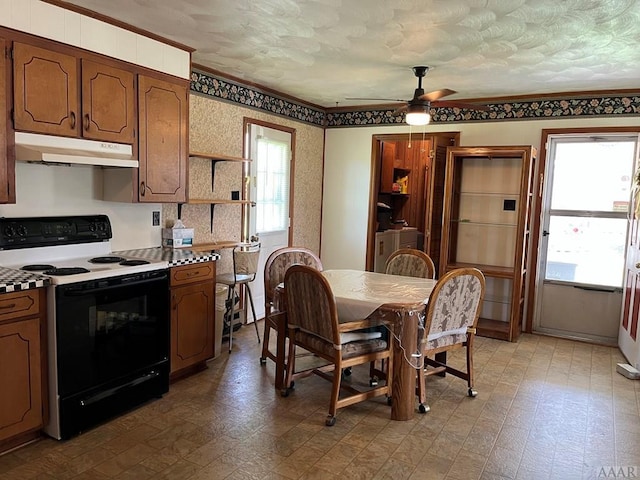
[542,230,550,236]
[635,262,640,269]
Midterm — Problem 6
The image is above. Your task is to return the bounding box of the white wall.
[0,163,161,251]
[321,117,640,270]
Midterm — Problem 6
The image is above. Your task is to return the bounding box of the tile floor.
[1,326,639,480]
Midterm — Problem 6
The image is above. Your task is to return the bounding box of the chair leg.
[245,284,260,343]
[260,305,272,364]
[281,332,296,397]
[416,365,429,413]
[326,362,342,426]
[225,286,235,353]
[466,335,477,397]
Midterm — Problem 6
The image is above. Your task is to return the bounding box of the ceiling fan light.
[405,111,431,126]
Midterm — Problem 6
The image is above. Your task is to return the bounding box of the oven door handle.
[61,274,168,296]
[79,370,162,407]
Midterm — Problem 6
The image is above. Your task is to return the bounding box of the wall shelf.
[179,152,254,232]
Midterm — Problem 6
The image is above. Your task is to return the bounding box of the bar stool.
[216,242,261,352]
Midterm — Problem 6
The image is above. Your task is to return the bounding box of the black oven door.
[54,269,169,438]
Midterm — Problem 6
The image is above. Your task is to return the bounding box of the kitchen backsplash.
[0,162,161,252]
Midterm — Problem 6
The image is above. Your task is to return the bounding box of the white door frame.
[242,119,294,321]
[533,132,637,344]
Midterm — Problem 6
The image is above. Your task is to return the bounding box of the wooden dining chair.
[282,264,393,426]
[416,267,485,413]
[216,242,261,353]
[385,248,436,279]
[260,247,323,376]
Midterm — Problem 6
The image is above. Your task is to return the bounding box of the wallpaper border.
[190,70,640,128]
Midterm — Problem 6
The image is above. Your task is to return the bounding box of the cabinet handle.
[186,271,199,277]
[69,111,76,129]
[84,113,90,131]
[0,303,16,310]
[140,182,146,196]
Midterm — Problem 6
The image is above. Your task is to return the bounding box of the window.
[254,136,290,233]
[545,139,636,287]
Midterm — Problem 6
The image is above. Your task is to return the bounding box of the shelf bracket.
[209,204,215,233]
[211,160,221,192]
[177,203,183,220]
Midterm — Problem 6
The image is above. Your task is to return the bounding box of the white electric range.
[0,215,171,440]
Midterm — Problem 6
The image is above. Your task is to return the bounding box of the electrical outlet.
[152,211,160,226]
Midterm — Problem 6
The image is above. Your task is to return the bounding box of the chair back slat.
[422,268,485,348]
[385,248,435,279]
[264,247,322,303]
[234,243,260,276]
[284,265,338,345]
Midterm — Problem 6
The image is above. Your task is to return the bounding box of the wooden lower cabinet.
[169,262,216,379]
[0,289,46,451]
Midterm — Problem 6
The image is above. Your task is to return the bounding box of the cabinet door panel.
[0,37,15,204]
[81,60,135,143]
[13,43,79,137]
[170,281,214,373]
[0,317,43,442]
[138,75,187,203]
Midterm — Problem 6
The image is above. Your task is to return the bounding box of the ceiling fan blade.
[345,97,407,102]
[391,105,408,116]
[432,100,490,112]
[418,88,457,102]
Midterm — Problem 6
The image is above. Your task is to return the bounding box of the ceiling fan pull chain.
[408,124,412,148]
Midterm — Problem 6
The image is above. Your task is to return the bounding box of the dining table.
[274,269,436,421]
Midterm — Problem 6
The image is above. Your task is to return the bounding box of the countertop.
[0,266,50,293]
[113,247,220,266]
[0,247,219,294]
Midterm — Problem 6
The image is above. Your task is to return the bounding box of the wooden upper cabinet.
[81,59,135,143]
[13,42,79,137]
[137,74,188,203]
[13,42,136,144]
[1,37,16,204]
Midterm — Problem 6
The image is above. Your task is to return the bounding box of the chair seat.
[426,332,467,350]
[295,330,388,358]
[217,273,254,285]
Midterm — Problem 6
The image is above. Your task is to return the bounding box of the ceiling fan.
[347,66,489,125]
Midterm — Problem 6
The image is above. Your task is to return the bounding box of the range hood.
[15,132,138,168]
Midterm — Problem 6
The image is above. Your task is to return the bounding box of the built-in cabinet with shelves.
[13,42,135,143]
[440,146,536,341]
[0,288,47,452]
[370,133,458,273]
[169,261,216,379]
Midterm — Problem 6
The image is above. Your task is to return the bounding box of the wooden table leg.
[391,311,417,421]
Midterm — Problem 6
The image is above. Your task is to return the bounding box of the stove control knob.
[3,225,15,237]
[89,223,96,232]
[16,225,27,237]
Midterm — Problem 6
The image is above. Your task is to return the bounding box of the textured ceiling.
[61,0,640,107]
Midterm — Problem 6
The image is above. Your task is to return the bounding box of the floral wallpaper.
[164,89,324,274]
[191,69,640,128]
[184,70,639,273]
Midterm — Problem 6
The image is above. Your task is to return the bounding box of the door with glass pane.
[534,135,637,344]
[246,123,292,320]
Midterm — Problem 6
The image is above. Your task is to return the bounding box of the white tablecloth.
[321,269,436,322]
